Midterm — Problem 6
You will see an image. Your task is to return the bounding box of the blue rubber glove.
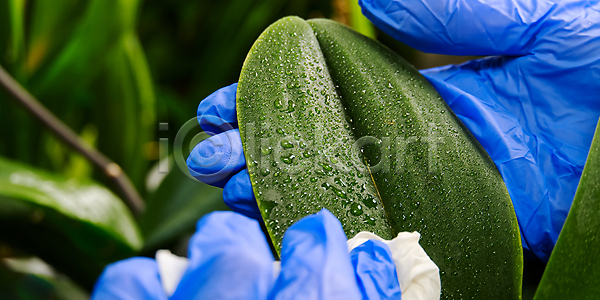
[359,0,600,262]
[187,0,600,261]
[90,209,401,299]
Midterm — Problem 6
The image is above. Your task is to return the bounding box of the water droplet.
[315,169,326,176]
[281,140,294,149]
[282,154,295,164]
[332,187,347,199]
[286,102,295,113]
[350,203,363,216]
[363,216,376,225]
[261,146,273,155]
[320,163,333,171]
[361,194,378,208]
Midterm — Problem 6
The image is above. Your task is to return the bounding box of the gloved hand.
[91,209,401,299]
[187,0,600,262]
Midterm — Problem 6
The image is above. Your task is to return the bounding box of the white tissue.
[155,250,190,297]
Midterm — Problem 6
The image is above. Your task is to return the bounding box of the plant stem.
[0,64,145,216]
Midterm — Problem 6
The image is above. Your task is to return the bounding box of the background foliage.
[0,0,556,299]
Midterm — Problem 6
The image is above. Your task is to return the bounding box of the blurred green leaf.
[32,0,138,93]
[91,32,156,189]
[1,0,156,193]
[533,119,600,299]
[347,0,375,38]
[63,124,97,179]
[139,160,227,252]
[0,3,9,65]
[138,0,332,129]
[190,0,290,100]
[0,157,143,289]
[1,257,89,300]
[6,0,26,71]
[0,0,32,167]
[25,0,88,76]
[29,0,155,190]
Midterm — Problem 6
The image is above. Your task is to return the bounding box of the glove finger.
[171,211,274,300]
[91,257,167,300]
[223,169,261,220]
[359,0,556,56]
[350,240,401,299]
[187,129,246,188]
[270,209,361,300]
[197,83,238,135]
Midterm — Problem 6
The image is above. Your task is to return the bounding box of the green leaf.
[0,157,143,289]
[533,118,600,300]
[139,161,228,252]
[238,17,522,299]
